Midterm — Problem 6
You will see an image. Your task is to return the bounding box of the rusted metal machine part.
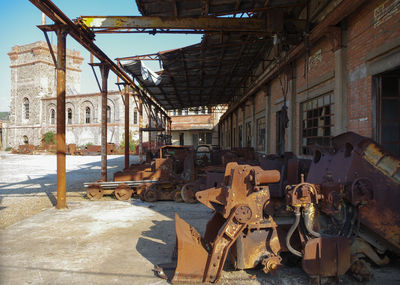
[114,183,133,200]
[85,180,157,201]
[170,163,281,283]
[180,170,225,203]
[307,132,400,255]
[111,145,195,202]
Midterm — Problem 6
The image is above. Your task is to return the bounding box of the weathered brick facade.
[219,0,400,158]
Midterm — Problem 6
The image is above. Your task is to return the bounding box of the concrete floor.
[0,153,399,284]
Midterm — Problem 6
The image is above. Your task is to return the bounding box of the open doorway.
[374,68,400,157]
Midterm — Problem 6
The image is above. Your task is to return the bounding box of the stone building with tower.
[5,41,148,149]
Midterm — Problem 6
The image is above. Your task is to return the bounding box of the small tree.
[43,131,56,145]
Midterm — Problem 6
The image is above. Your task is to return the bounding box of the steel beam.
[124,84,130,169]
[139,97,143,163]
[78,16,266,33]
[55,25,67,209]
[29,0,170,120]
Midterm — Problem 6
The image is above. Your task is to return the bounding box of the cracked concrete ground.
[0,153,399,284]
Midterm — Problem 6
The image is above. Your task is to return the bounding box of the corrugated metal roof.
[123,33,270,110]
[125,0,309,110]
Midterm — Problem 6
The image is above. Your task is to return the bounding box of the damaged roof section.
[122,33,270,110]
[117,0,328,111]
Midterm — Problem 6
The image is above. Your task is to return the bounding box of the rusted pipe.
[286,207,302,257]
[254,169,280,185]
[303,206,321,238]
[55,25,67,209]
[124,84,129,169]
[100,64,110,181]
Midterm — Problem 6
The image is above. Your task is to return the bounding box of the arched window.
[23,135,29,145]
[85,107,91,124]
[133,108,138,124]
[107,106,111,123]
[67,108,72,124]
[50,109,55,125]
[23,98,29,119]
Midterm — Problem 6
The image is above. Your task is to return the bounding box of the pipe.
[286,207,302,257]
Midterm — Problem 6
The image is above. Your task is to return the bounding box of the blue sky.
[0,0,202,112]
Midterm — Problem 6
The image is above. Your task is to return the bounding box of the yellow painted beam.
[78,16,266,32]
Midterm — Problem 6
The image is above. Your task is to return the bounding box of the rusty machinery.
[157,132,399,283]
[86,145,195,201]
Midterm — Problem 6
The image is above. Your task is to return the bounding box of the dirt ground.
[0,152,139,228]
[0,153,399,285]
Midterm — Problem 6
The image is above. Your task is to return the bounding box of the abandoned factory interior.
[0,0,400,284]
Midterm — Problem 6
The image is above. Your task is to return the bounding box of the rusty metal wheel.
[142,187,159,202]
[136,183,151,198]
[173,188,184,203]
[114,183,133,200]
[181,183,198,203]
[86,183,104,200]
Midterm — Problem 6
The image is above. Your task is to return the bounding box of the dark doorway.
[179,133,184,146]
[374,68,400,157]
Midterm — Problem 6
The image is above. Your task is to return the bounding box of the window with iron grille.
[256,117,266,152]
[133,108,138,124]
[301,93,334,155]
[23,98,29,120]
[50,109,56,125]
[246,122,252,147]
[107,106,111,123]
[85,107,91,124]
[67,108,72,124]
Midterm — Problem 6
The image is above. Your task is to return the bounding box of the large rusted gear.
[86,183,104,200]
[114,183,133,200]
[234,205,252,223]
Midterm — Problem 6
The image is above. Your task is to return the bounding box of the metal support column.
[100,64,110,181]
[124,84,130,169]
[55,26,68,209]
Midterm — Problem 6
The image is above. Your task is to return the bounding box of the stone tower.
[7,41,83,146]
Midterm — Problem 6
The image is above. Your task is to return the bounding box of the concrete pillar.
[251,96,256,148]
[241,106,245,148]
[288,75,297,153]
[55,26,67,209]
[230,113,233,148]
[334,48,347,135]
[265,89,270,153]
[235,109,239,148]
